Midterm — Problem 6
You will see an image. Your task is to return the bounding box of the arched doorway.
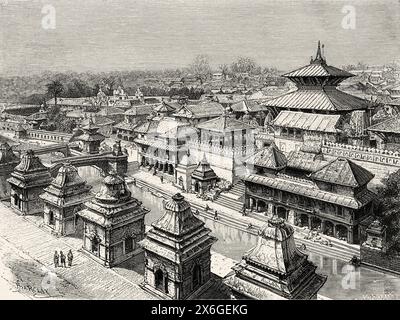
[336,224,348,241]
[299,214,309,228]
[324,221,334,236]
[311,217,322,231]
[155,269,164,290]
[49,210,55,226]
[192,264,202,290]
[276,207,287,220]
[194,181,200,193]
[257,200,266,213]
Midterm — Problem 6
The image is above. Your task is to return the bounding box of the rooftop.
[310,157,374,188]
[244,144,287,170]
[196,113,256,133]
[273,111,341,133]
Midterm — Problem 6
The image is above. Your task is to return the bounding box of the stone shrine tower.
[78,173,148,267]
[140,193,217,300]
[39,162,93,236]
[76,118,105,154]
[7,150,52,215]
[191,154,218,195]
[224,217,326,299]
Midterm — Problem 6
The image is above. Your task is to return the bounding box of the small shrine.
[77,173,148,267]
[39,162,93,236]
[362,219,388,253]
[76,118,105,154]
[191,154,218,195]
[223,217,326,300]
[139,193,217,300]
[7,150,53,215]
[175,151,197,192]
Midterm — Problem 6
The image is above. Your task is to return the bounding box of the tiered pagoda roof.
[244,144,287,170]
[139,193,217,264]
[7,150,53,188]
[40,163,92,208]
[223,217,326,299]
[264,41,368,112]
[191,154,218,181]
[310,157,374,188]
[78,173,148,227]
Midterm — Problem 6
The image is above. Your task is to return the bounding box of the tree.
[189,55,211,84]
[46,80,64,107]
[218,64,230,77]
[231,57,258,75]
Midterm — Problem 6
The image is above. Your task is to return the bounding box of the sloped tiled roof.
[311,158,374,187]
[284,63,354,78]
[272,111,341,133]
[173,101,224,119]
[124,104,155,116]
[263,88,368,111]
[230,100,269,113]
[197,114,256,133]
[368,115,400,134]
[244,144,287,170]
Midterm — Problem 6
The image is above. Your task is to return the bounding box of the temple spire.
[312,40,326,65]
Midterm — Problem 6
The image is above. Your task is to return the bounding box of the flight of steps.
[214,181,245,212]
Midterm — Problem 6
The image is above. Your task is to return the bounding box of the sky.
[0,0,399,75]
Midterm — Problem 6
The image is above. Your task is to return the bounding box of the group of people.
[54,249,74,268]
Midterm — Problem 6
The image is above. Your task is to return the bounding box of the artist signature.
[15,279,50,297]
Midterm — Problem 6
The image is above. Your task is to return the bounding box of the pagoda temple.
[139,193,217,300]
[223,217,327,300]
[39,162,93,236]
[7,150,53,215]
[77,173,148,267]
[75,118,105,154]
[0,142,20,199]
[262,41,371,151]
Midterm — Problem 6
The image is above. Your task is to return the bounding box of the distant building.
[140,193,217,299]
[224,217,326,299]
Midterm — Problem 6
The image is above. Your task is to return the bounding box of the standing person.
[160,175,164,184]
[60,251,66,267]
[67,250,73,267]
[53,251,59,268]
[214,210,218,220]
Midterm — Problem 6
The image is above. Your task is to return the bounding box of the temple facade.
[39,163,93,236]
[77,173,148,267]
[223,217,327,299]
[7,150,53,215]
[140,193,217,300]
[243,143,376,244]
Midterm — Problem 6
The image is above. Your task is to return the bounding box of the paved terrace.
[0,201,235,299]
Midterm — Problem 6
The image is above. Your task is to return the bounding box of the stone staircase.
[214,181,245,212]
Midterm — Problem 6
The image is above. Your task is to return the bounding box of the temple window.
[124,236,134,253]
